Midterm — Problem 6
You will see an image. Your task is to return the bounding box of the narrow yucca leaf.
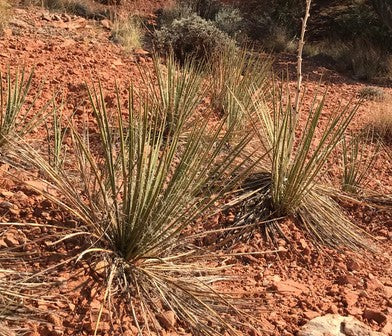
[0,68,49,148]
[10,58,256,333]
[209,47,271,130]
[138,53,206,139]
[232,83,370,249]
[342,132,380,193]
[256,87,358,214]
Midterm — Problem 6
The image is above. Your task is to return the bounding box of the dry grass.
[110,16,142,51]
[27,0,109,19]
[358,86,384,101]
[0,0,10,34]
[304,39,392,80]
[366,94,392,144]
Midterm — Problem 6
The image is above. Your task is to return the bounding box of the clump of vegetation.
[342,133,380,194]
[231,84,369,249]
[208,47,271,129]
[155,14,235,62]
[366,95,392,144]
[10,57,256,334]
[214,6,244,38]
[110,16,142,52]
[0,69,49,149]
[0,0,10,35]
[39,0,108,19]
[262,25,297,52]
[178,0,222,20]
[358,86,384,100]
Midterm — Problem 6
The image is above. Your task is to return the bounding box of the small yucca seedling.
[0,69,48,148]
[11,58,257,334]
[342,132,380,194]
[232,84,369,249]
[209,47,271,130]
[45,102,68,171]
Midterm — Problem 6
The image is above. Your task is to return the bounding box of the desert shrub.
[342,133,380,194]
[305,39,391,80]
[262,25,297,52]
[358,86,384,100]
[155,2,193,27]
[41,0,108,19]
[349,40,385,80]
[214,6,243,38]
[110,16,142,51]
[231,84,369,250]
[0,0,10,35]
[11,57,256,334]
[178,0,222,20]
[366,94,392,144]
[155,14,236,63]
[239,0,304,42]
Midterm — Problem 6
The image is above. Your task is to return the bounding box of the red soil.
[0,3,391,335]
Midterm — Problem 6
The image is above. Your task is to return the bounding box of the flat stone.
[271,279,309,297]
[299,314,385,336]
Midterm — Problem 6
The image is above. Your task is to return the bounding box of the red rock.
[347,306,363,316]
[327,304,339,314]
[336,274,360,286]
[271,279,309,296]
[383,286,392,299]
[343,291,359,307]
[303,310,320,320]
[363,309,387,324]
[100,19,112,30]
[346,258,362,271]
[367,277,384,291]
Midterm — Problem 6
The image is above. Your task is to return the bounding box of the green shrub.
[214,6,243,38]
[156,2,193,27]
[155,14,236,63]
[178,0,222,20]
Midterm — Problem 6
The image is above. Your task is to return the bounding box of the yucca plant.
[342,132,380,194]
[0,68,48,149]
[10,58,257,334]
[139,54,205,139]
[45,102,68,171]
[209,47,271,130]
[232,84,369,249]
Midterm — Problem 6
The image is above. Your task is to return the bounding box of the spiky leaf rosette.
[0,68,49,149]
[341,132,380,194]
[9,60,257,334]
[209,47,271,131]
[232,84,370,250]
